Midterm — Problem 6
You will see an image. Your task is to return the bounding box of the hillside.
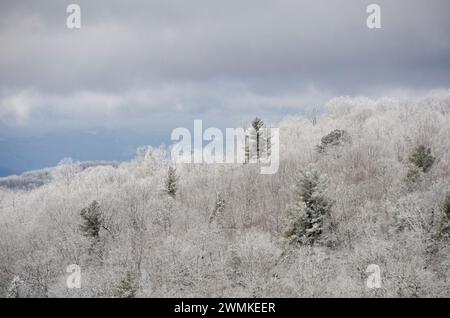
[0,161,119,190]
[1,92,450,297]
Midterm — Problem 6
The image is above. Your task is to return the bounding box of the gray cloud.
[1,0,450,129]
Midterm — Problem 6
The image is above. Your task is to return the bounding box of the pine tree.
[406,145,435,184]
[408,145,435,173]
[114,271,138,298]
[252,117,265,160]
[209,192,226,224]
[165,166,179,198]
[285,170,332,245]
[5,276,23,298]
[226,247,243,285]
[246,117,269,163]
[439,194,450,239]
[316,129,350,153]
[79,200,103,238]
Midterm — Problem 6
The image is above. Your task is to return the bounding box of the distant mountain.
[0,160,119,190]
[0,169,53,190]
[0,128,169,176]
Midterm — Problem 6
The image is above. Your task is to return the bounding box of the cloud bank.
[1,0,450,130]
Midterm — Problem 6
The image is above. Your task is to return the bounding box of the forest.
[1,92,449,297]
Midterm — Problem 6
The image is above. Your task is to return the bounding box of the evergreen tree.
[408,145,435,173]
[165,166,179,198]
[285,170,332,245]
[209,192,226,224]
[79,200,103,238]
[252,117,265,160]
[245,117,270,163]
[114,271,138,298]
[5,276,23,298]
[316,129,350,153]
[406,145,435,184]
[226,247,243,285]
[439,194,450,239]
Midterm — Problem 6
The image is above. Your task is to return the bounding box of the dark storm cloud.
[1,0,450,127]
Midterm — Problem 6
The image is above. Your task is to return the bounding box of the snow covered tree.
[79,200,103,238]
[2,92,450,298]
[165,166,179,198]
[245,117,270,163]
[406,145,435,184]
[114,271,138,298]
[226,246,243,285]
[409,145,435,173]
[285,170,333,245]
[209,192,226,224]
[252,117,265,161]
[53,157,81,191]
[439,194,450,239]
[5,276,23,298]
[316,129,350,153]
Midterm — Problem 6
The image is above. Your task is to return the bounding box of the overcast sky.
[1,0,450,173]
